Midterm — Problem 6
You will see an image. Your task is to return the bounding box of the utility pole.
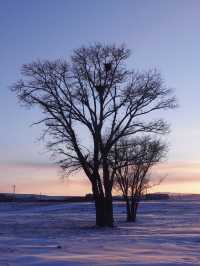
[12,184,16,201]
[12,184,16,195]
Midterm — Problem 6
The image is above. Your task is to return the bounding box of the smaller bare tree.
[112,136,166,222]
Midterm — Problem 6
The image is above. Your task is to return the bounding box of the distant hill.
[143,193,170,200]
[0,193,90,202]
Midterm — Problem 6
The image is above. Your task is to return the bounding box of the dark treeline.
[0,193,170,203]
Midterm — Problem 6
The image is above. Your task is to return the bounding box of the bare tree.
[112,136,166,222]
[12,44,176,227]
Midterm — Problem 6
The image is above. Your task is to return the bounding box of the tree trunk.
[92,181,114,227]
[125,198,132,222]
[95,196,105,227]
[94,196,114,227]
[97,158,114,227]
[104,196,114,227]
[130,200,139,222]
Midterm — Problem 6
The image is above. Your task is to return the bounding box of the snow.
[0,200,200,265]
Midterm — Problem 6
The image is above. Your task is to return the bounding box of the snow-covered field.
[0,199,200,266]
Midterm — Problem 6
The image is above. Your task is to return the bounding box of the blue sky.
[0,0,200,195]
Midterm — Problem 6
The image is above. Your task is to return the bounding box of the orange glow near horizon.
[0,161,200,196]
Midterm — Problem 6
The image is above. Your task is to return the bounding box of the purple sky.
[1,0,200,195]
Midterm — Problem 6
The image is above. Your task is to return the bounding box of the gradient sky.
[0,0,200,195]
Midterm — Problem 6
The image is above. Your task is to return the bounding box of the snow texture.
[0,199,200,265]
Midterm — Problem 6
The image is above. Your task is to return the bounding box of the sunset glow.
[0,161,200,195]
[1,0,200,196]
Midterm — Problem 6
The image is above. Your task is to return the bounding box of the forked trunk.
[124,196,140,223]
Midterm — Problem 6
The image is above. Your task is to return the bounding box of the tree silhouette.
[12,44,176,227]
[112,136,166,222]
